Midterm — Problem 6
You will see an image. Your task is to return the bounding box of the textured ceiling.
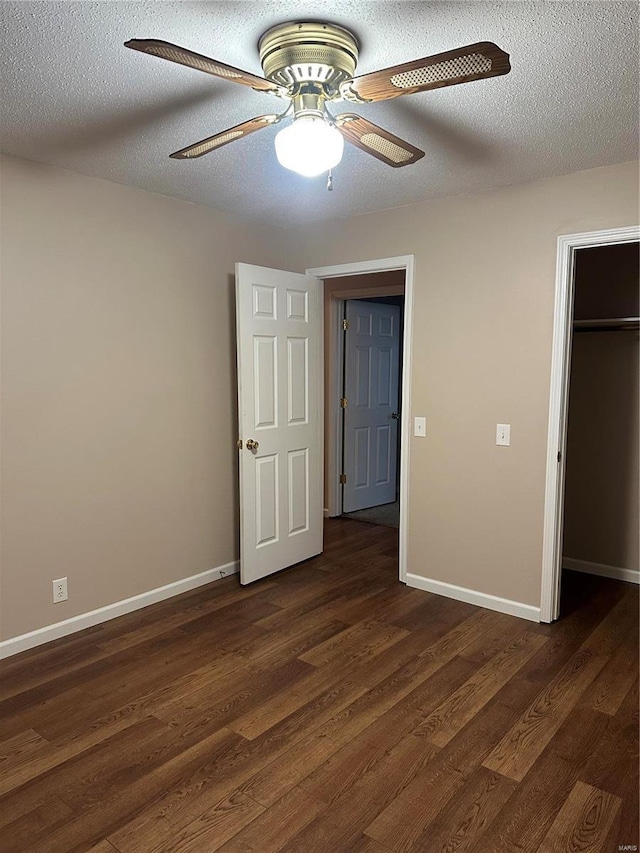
[1,1,638,228]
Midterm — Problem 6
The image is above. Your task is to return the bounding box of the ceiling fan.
[125,21,510,177]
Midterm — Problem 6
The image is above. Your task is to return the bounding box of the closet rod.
[573,317,640,333]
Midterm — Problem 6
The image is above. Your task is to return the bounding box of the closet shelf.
[573,317,640,332]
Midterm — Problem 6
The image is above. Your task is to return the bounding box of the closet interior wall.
[562,242,639,578]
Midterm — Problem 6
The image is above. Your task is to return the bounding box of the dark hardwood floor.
[0,518,638,853]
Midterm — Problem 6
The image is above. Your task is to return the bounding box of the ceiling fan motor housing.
[259,21,359,99]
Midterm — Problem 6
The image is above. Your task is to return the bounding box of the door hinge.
[342,318,350,331]
[339,473,347,484]
[340,397,348,408]
[557,450,562,463]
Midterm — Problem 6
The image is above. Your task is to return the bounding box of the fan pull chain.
[327,169,334,191]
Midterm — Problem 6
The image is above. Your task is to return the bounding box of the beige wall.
[0,154,286,640]
[285,161,639,607]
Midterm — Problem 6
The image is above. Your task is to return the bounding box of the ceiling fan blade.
[334,114,424,167]
[343,42,510,102]
[170,115,279,159]
[125,39,280,93]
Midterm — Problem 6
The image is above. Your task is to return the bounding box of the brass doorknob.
[246,439,259,451]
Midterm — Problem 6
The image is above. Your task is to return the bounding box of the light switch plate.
[414,417,426,437]
[496,424,511,446]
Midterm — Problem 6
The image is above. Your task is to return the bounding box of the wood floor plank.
[456,612,524,665]
[0,728,51,774]
[406,766,517,853]
[0,785,57,831]
[232,617,348,665]
[518,578,626,685]
[72,626,258,709]
[345,611,473,690]
[240,612,495,808]
[577,588,639,657]
[298,656,475,805]
[0,795,74,853]
[49,717,199,811]
[351,838,396,853]
[580,678,639,799]
[217,786,327,853]
[135,789,265,853]
[535,780,621,853]
[153,657,314,733]
[96,584,281,655]
[298,620,410,668]
[587,638,639,716]
[389,591,475,633]
[0,715,168,800]
[0,519,636,853]
[86,842,122,853]
[254,575,388,634]
[482,648,609,781]
[417,629,548,747]
[330,584,424,628]
[226,644,368,740]
[364,698,518,853]
[108,676,371,852]
[281,732,441,853]
[0,639,111,704]
[580,597,639,715]
[477,704,611,853]
[29,726,246,853]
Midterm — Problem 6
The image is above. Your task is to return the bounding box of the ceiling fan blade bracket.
[337,80,372,105]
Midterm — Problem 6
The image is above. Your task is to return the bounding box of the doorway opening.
[541,227,639,622]
[341,293,404,531]
[307,256,415,584]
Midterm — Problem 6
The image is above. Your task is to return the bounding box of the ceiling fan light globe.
[275,117,344,177]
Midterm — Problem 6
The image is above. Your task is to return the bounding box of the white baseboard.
[0,560,239,660]
[563,557,640,585]
[405,573,541,623]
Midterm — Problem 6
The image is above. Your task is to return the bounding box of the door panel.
[236,263,323,584]
[343,299,401,512]
[376,424,392,483]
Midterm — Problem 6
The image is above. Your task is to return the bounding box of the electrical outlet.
[52,577,68,603]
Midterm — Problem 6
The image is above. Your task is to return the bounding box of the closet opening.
[560,241,639,610]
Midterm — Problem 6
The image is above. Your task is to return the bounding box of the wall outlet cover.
[53,577,68,603]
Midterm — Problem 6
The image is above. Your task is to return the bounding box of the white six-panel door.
[236,263,323,584]
[343,299,401,512]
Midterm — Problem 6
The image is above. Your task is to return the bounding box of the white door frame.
[540,225,639,622]
[307,256,415,584]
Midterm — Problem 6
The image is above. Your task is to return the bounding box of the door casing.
[307,256,415,584]
[540,226,640,622]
